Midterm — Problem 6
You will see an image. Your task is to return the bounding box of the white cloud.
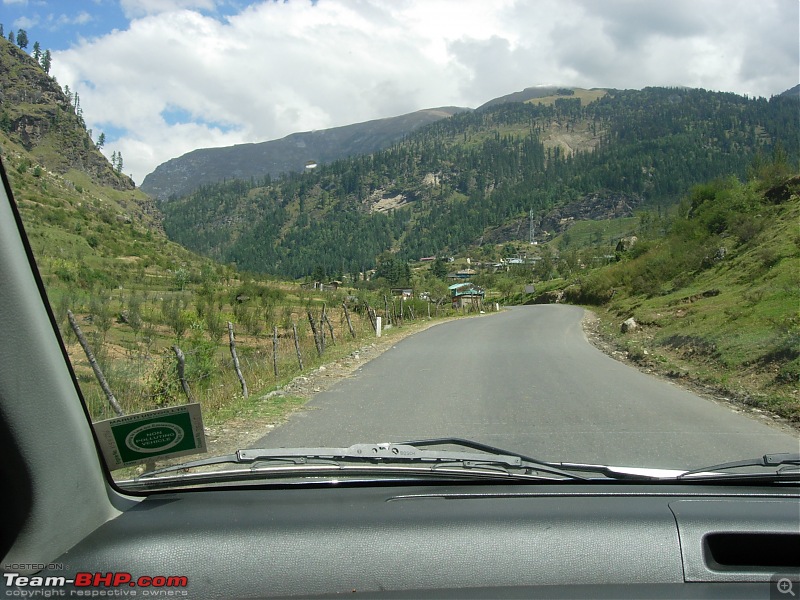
[72,11,93,25]
[49,0,799,184]
[13,15,38,29]
[119,0,218,18]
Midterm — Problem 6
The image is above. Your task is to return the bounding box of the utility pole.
[529,209,536,245]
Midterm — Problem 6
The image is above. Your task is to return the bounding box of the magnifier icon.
[778,578,796,596]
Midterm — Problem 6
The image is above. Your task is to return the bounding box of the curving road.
[255,305,798,469]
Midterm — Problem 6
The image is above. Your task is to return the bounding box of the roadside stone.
[615,235,638,253]
[621,317,637,333]
[667,369,689,378]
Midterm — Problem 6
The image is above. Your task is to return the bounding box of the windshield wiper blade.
[135,438,588,481]
[398,437,588,480]
[676,453,800,480]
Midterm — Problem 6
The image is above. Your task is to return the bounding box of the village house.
[446,268,477,281]
[449,282,485,309]
[390,287,414,299]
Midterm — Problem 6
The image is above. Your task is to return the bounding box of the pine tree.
[15,29,28,50]
[74,92,83,123]
[32,41,41,62]
[40,49,51,73]
[96,132,106,149]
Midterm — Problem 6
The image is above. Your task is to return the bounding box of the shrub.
[573,271,617,305]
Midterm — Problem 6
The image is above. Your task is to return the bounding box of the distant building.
[449,282,485,309]
[390,287,414,299]
[300,280,340,291]
[446,268,477,281]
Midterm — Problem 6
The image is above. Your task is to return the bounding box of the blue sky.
[1,0,245,50]
[2,0,797,184]
[3,0,126,50]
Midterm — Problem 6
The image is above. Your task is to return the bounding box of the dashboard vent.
[704,533,800,570]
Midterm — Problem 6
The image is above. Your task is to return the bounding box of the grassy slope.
[4,148,210,290]
[568,175,799,422]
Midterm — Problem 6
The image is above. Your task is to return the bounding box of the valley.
[1,32,798,441]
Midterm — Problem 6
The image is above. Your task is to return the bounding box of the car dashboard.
[21,481,800,599]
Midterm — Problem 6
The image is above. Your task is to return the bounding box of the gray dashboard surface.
[37,483,799,599]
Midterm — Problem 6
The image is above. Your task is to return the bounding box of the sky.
[2,0,798,184]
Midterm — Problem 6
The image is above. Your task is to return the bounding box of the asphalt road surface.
[255,305,799,469]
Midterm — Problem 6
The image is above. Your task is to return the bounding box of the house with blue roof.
[449,282,485,309]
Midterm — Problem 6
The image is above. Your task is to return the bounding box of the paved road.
[255,305,798,469]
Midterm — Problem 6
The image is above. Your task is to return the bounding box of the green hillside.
[529,168,800,422]
[161,87,799,279]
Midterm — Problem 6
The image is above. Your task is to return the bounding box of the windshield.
[1,0,798,489]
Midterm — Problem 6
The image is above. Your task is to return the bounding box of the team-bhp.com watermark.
[3,571,188,597]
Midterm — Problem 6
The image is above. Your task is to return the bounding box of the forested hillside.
[162,87,799,279]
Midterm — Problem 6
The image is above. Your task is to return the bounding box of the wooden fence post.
[323,313,336,346]
[342,302,356,338]
[272,326,279,378]
[292,323,304,371]
[319,303,327,353]
[227,321,248,398]
[308,310,323,356]
[67,310,124,416]
[172,345,194,403]
[365,301,377,332]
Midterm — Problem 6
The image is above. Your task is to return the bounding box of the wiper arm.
[137,439,588,481]
[402,438,717,481]
[399,437,588,480]
[677,453,800,480]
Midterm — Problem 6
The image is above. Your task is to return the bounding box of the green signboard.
[94,403,207,470]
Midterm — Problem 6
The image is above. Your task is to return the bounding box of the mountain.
[780,84,799,98]
[0,36,216,291]
[476,85,597,109]
[140,106,469,200]
[0,38,134,192]
[160,86,799,279]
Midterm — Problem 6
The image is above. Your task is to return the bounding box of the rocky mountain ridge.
[0,37,134,191]
[140,106,469,201]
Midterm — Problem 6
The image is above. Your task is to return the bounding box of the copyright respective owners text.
[773,574,800,600]
[2,571,190,597]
